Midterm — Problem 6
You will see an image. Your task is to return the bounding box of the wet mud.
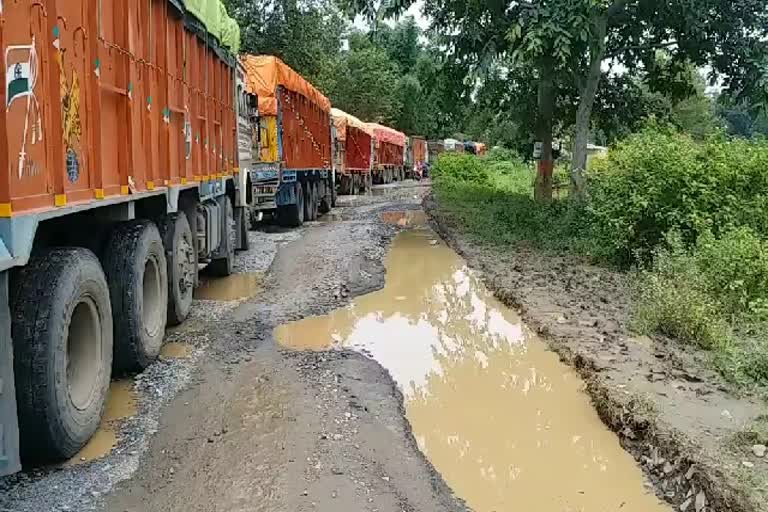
[277,229,668,511]
[68,381,138,465]
[194,272,263,301]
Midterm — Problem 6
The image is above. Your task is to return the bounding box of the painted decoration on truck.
[57,48,82,183]
[5,39,43,178]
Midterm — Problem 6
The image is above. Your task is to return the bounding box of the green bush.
[586,126,768,265]
[635,228,768,387]
[432,153,489,185]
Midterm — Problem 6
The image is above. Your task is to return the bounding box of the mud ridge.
[425,194,765,512]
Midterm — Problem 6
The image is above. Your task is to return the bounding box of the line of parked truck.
[0,0,484,476]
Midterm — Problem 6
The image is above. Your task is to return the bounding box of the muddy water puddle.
[67,380,138,465]
[379,210,428,227]
[194,272,262,301]
[160,342,192,358]
[276,229,669,512]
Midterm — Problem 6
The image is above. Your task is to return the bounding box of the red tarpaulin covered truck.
[0,0,256,475]
[332,108,373,195]
[243,55,335,226]
[367,123,406,185]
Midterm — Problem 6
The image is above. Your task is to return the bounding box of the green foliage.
[586,127,768,265]
[324,44,402,124]
[432,154,489,185]
[634,228,768,386]
[432,153,588,250]
[224,0,345,86]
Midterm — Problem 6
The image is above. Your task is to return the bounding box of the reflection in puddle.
[67,380,137,465]
[194,272,262,301]
[161,342,192,358]
[276,229,668,512]
[379,210,428,227]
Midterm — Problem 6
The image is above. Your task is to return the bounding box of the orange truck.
[410,136,427,179]
[242,55,334,226]
[332,108,373,195]
[0,0,256,475]
[367,123,406,184]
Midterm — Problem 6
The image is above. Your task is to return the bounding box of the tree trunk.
[535,61,555,203]
[571,17,608,198]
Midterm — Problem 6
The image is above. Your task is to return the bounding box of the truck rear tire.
[310,183,319,220]
[303,180,315,221]
[320,180,332,213]
[209,198,235,277]
[103,220,168,372]
[158,213,195,326]
[11,248,113,461]
[279,181,304,227]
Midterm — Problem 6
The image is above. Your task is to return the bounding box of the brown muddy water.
[67,380,138,465]
[194,272,262,301]
[160,342,192,359]
[276,229,669,512]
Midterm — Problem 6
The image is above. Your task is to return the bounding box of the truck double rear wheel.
[103,220,168,373]
[279,181,304,227]
[11,248,113,461]
[158,213,195,326]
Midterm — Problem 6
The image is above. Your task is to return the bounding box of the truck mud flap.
[0,271,21,476]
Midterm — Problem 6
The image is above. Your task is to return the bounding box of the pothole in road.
[67,380,137,466]
[379,210,428,227]
[275,228,669,511]
[160,342,192,359]
[194,272,263,301]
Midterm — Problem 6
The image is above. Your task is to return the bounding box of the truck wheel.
[303,181,314,221]
[157,213,195,326]
[320,180,332,214]
[236,207,250,251]
[310,183,320,220]
[103,220,168,372]
[11,248,113,461]
[208,198,235,277]
[279,181,304,227]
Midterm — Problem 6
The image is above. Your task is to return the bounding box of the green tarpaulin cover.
[182,0,240,53]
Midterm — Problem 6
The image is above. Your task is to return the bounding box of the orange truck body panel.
[242,55,331,171]
[412,136,427,166]
[1,0,237,217]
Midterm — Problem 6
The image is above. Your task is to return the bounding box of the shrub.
[634,228,768,387]
[586,126,768,265]
[432,153,489,185]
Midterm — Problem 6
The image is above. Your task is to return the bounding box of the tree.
[224,0,346,85]
[324,41,403,123]
[355,0,768,201]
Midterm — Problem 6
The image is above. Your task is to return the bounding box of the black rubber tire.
[303,180,314,221]
[157,213,195,326]
[236,207,250,251]
[319,179,332,214]
[103,220,168,373]
[310,182,319,220]
[11,248,113,461]
[279,181,304,227]
[208,198,235,277]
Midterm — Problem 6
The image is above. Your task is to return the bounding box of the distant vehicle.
[0,0,252,476]
[444,138,465,153]
[428,140,446,162]
[367,124,407,184]
[242,56,335,226]
[410,136,428,179]
[332,108,374,195]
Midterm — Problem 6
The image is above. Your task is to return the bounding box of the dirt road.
[0,182,466,512]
